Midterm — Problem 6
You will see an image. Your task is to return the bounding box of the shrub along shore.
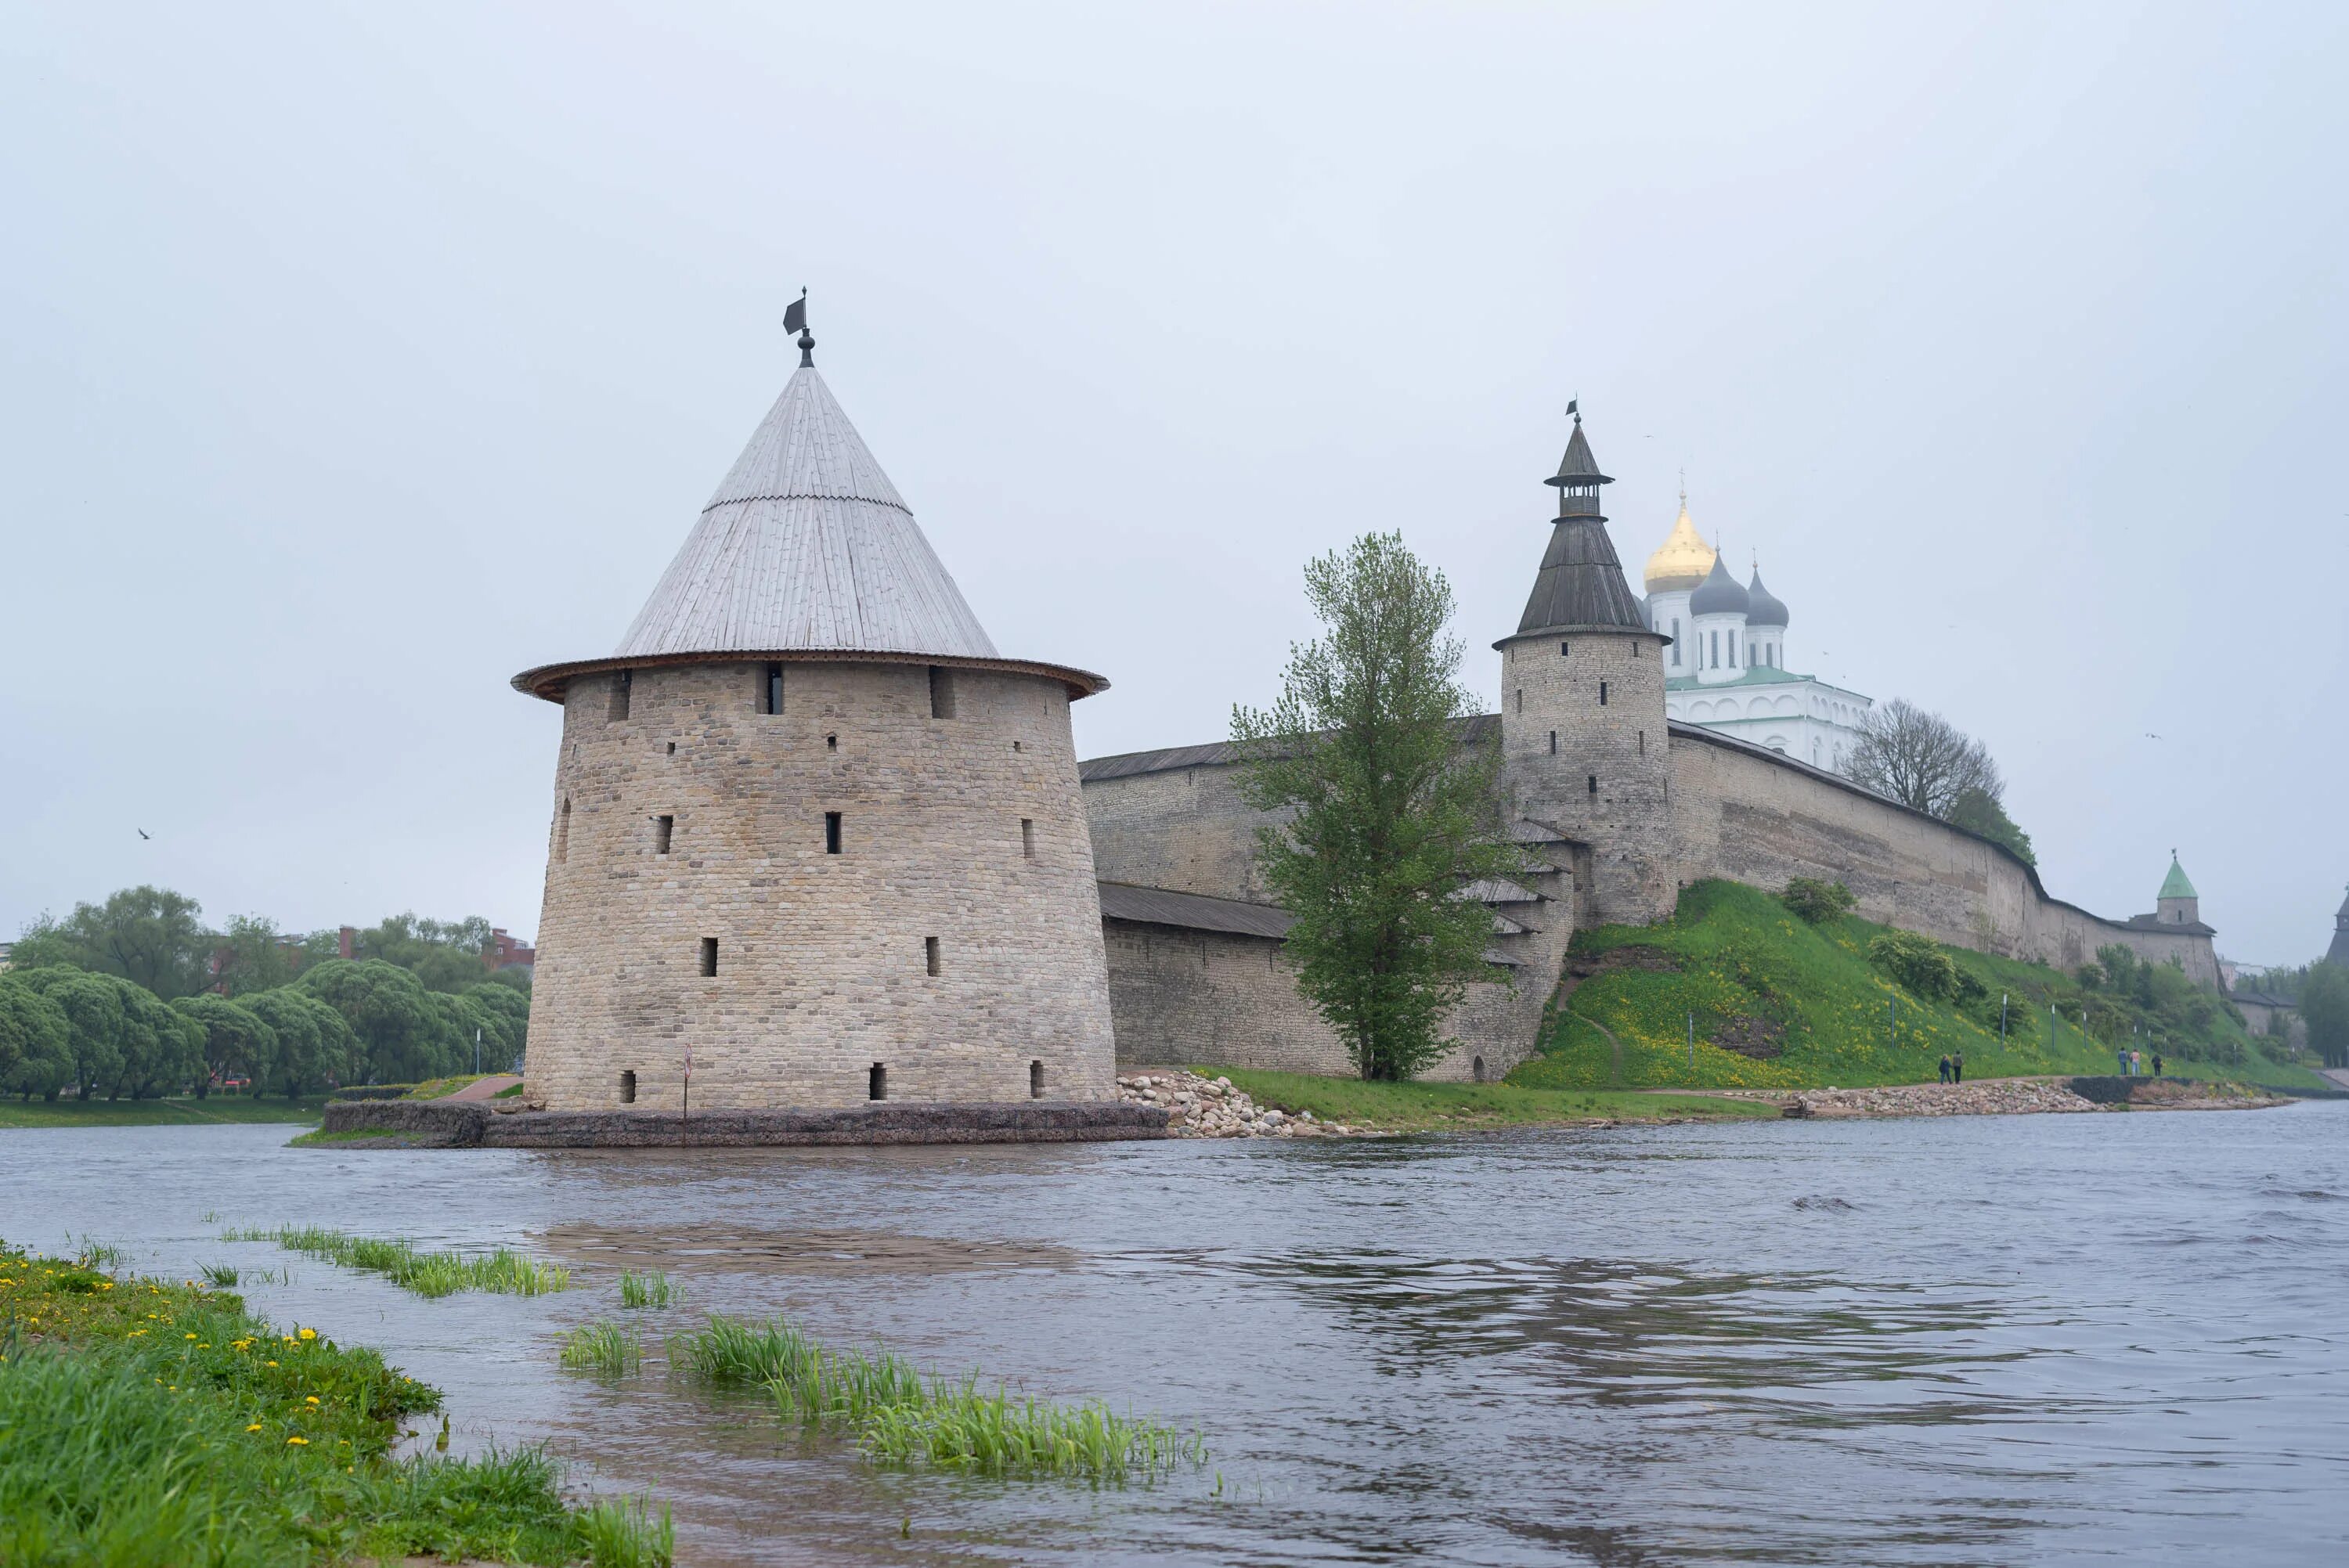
[0,1241,669,1566]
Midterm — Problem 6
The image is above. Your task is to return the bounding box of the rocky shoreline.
[1115,1070,1376,1137]
[1731,1076,2291,1119]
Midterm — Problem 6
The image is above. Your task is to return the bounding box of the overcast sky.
[5,2,2344,966]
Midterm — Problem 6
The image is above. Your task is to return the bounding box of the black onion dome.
[1690,554,1749,616]
[1745,568,1788,628]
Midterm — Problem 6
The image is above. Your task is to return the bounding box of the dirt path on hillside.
[1568,1011,1624,1087]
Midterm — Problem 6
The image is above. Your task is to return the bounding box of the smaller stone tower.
[1496,408,1674,926]
[2156,854,2199,926]
[2326,885,2348,967]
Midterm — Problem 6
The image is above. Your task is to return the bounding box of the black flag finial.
[784,288,813,366]
[1567,397,1580,424]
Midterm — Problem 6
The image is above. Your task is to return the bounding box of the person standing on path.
[2152,1051,2164,1076]
[1952,1050,1965,1084]
[2117,1047,2131,1076]
[2131,1048,2142,1076]
[1939,1054,1951,1084]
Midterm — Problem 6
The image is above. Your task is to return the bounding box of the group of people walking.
[2116,1047,2163,1077]
[1937,1053,1964,1084]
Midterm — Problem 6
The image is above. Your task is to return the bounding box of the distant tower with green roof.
[2156,852,2199,927]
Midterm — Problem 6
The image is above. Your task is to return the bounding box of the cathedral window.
[1710,631,1719,667]
[1672,620,1683,664]
[1729,631,1738,667]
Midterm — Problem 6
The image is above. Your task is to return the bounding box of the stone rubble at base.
[1115,1071,1374,1138]
[1735,1080,2104,1117]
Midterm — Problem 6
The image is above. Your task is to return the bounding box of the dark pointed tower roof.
[1690,553,1750,616]
[2329,883,2349,967]
[1509,409,1648,640]
[1745,567,1788,628]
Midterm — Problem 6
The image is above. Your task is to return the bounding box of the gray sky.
[4,2,2344,966]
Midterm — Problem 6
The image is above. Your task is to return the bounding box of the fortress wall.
[1103,921,1349,1073]
[1082,766,1282,904]
[527,659,1117,1112]
[1666,726,2219,986]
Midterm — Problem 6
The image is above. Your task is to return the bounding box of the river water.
[5,1104,2347,1566]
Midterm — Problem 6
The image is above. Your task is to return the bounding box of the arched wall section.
[527,659,1116,1110]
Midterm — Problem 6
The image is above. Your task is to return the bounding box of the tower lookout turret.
[1495,406,1675,925]
[513,315,1117,1112]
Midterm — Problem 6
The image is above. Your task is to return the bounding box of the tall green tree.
[171,993,280,1094]
[11,968,129,1101]
[459,982,530,1071]
[2303,963,2349,1071]
[0,978,74,1101]
[296,958,446,1083]
[347,914,507,994]
[240,988,356,1097]
[208,914,305,997]
[1231,532,1521,1081]
[8,887,213,1000]
[1948,787,2036,866]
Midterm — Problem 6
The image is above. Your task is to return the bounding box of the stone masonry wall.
[1498,629,1678,925]
[1101,917,1553,1082]
[1667,726,2219,986]
[527,658,1117,1112]
[1084,765,1279,904]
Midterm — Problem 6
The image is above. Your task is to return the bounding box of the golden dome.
[1644,499,1716,593]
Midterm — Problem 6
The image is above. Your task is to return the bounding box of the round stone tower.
[512,321,1116,1112]
[1496,409,1676,926]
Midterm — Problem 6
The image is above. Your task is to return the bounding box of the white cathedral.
[1639,495,1875,771]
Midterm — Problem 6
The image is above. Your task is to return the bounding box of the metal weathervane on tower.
[784,288,814,366]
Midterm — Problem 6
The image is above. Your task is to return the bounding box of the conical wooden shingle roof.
[614,366,999,661]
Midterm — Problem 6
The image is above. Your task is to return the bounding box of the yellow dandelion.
[265,1360,279,1367]
[247,1423,265,1433]
[305,1396,320,1405]
[186,1332,197,1339]
[287,1436,308,1446]
[298,1327,316,1341]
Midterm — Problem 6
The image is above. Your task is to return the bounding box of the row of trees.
[3,887,532,1100]
[8,888,528,1002]
[0,957,529,1101]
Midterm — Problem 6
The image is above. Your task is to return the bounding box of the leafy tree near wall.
[0,978,75,1101]
[459,982,530,1069]
[170,993,279,1094]
[240,987,356,1097]
[1948,787,2036,867]
[295,958,446,1083]
[2303,964,2349,1071]
[103,982,203,1100]
[1232,532,1524,1081]
[9,887,213,1000]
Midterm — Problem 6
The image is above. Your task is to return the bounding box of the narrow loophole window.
[1633,640,1642,658]
[868,1063,887,1101]
[1012,740,1023,752]
[1548,731,1557,755]
[556,797,571,863]
[1030,1060,1045,1099]
[608,669,632,722]
[655,814,673,856]
[698,937,717,977]
[619,1070,637,1105]
[1021,818,1035,859]
[1599,680,1608,707]
[1515,688,1524,713]
[1587,774,1599,796]
[762,661,785,715]
[666,741,677,755]
[826,734,838,752]
[929,665,955,719]
[1560,641,1570,658]
[925,936,940,976]
[824,812,843,854]
[1638,730,1647,755]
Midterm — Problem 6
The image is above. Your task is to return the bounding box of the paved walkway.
[443,1074,522,1101]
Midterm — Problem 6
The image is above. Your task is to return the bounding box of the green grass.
[558,1321,643,1377]
[0,1240,672,1566]
[619,1270,679,1310]
[245,1225,572,1299]
[1509,878,2334,1094]
[1210,1070,1781,1130]
[403,1074,510,1101]
[0,1096,330,1130]
[672,1315,1203,1482]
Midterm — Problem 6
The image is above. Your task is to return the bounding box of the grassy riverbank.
[1514,880,2333,1094]
[1214,1069,1781,1130]
[0,1241,668,1565]
[0,1096,329,1130]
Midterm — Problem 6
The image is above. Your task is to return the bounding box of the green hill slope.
[1509,880,2328,1093]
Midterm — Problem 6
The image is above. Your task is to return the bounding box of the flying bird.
[2145,733,2162,741]
[137,828,150,840]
